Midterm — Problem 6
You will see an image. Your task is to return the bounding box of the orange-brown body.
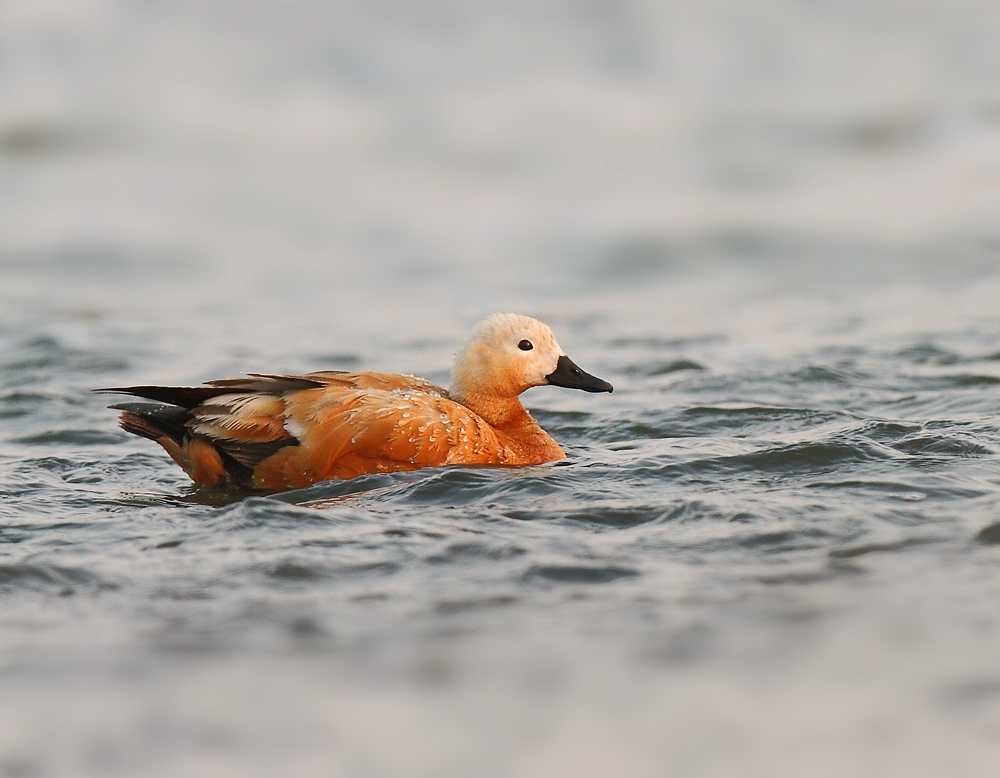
[104,315,612,491]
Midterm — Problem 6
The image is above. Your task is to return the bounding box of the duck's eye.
[518,339,533,351]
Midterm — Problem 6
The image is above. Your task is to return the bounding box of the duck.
[101,314,613,490]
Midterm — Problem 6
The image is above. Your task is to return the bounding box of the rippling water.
[4,1,1000,775]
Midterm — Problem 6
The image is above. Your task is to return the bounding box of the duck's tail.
[97,387,251,487]
[109,401,190,444]
[96,379,322,488]
[96,383,244,448]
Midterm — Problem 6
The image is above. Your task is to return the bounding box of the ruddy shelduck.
[102,314,613,490]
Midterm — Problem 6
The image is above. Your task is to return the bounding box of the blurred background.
[4,0,999,323]
[3,0,1000,776]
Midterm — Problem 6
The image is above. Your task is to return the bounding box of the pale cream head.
[450,314,565,402]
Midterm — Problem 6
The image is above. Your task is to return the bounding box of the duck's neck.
[452,390,565,463]
[453,391,530,429]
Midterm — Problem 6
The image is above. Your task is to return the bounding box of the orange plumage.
[102,314,613,490]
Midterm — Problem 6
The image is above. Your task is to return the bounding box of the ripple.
[280,472,423,506]
[859,420,923,441]
[424,541,526,564]
[788,365,868,384]
[258,557,403,584]
[896,344,962,365]
[11,429,124,446]
[683,405,845,430]
[974,522,1000,545]
[756,567,846,585]
[524,564,641,585]
[890,434,994,457]
[207,497,344,529]
[721,527,834,551]
[376,467,562,507]
[926,374,1000,388]
[737,441,889,471]
[828,536,940,558]
[607,334,726,349]
[656,439,891,479]
[620,405,848,443]
[0,391,57,419]
[267,560,331,581]
[434,595,518,614]
[622,359,706,377]
[0,561,116,593]
[805,479,930,501]
[504,505,667,527]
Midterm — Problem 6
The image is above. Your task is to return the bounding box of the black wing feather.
[96,374,325,409]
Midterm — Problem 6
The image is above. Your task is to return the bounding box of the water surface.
[3,1,1000,775]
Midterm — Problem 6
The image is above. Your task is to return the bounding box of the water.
[3,1,1000,775]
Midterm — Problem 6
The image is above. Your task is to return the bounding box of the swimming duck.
[102,314,613,490]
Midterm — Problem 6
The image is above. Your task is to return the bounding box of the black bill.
[545,355,614,393]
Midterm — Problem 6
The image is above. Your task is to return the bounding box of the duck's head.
[450,313,613,402]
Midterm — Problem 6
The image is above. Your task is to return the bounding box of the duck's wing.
[190,371,457,475]
[248,384,504,488]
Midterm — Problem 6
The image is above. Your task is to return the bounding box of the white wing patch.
[283,416,305,440]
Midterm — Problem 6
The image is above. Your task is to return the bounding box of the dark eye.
[518,339,533,351]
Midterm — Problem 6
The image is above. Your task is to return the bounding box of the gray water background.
[3,1,1000,775]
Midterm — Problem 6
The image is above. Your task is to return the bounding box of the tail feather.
[98,377,320,488]
[96,385,242,409]
[96,375,325,409]
[111,402,190,443]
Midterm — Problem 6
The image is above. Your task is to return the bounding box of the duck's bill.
[546,355,614,393]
